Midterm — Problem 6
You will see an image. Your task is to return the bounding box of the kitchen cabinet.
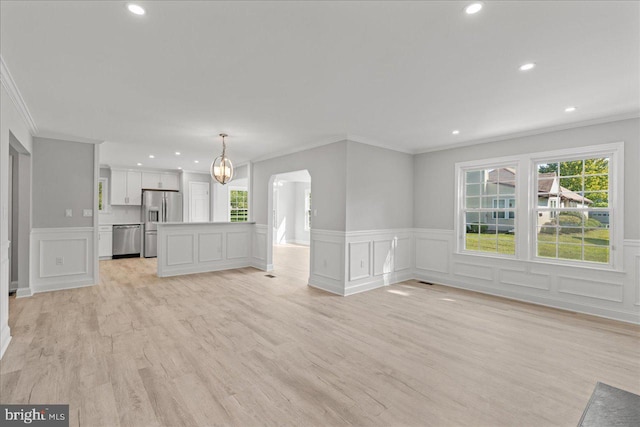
[98,225,113,257]
[141,171,179,191]
[111,169,142,205]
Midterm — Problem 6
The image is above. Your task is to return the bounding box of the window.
[535,156,611,264]
[229,189,248,222]
[461,166,517,256]
[98,178,108,213]
[304,189,311,231]
[456,142,622,269]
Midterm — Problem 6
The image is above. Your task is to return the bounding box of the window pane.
[584,157,609,176]
[584,227,609,246]
[537,243,557,258]
[559,160,583,176]
[584,191,609,207]
[465,212,480,224]
[497,234,515,255]
[499,181,515,195]
[584,246,609,263]
[466,183,481,196]
[560,177,582,193]
[537,227,557,244]
[466,170,482,183]
[466,197,480,208]
[558,244,582,261]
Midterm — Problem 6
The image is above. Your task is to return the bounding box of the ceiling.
[1,1,638,172]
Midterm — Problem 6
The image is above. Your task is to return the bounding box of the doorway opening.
[8,132,32,298]
[269,170,311,282]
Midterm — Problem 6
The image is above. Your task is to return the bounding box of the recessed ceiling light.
[175,152,181,156]
[177,167,182,170]
[519,62,536,71]
[452,130,460,135]
[148,154,155,158]
[465,3,483,15]
[194,160,199,163]
[127,4,145,16]
[565,106,577,113]
[137,162,142,166]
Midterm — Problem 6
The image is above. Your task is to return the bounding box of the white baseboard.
[0,325,11,360]
[250,258,273,271]
[345,270,414,296]
[308,275,345,295]
[16,287,33,298]
[32,279,95,294]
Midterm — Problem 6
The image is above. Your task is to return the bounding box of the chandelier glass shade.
[210,133,234,185]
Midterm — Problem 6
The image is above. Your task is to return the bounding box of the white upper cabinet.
[160,173,180,190]
[142,172,161,189]
[111,169,142,205]
[141,171,179,191]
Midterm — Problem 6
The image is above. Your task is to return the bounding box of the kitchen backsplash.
[99,205,141,224]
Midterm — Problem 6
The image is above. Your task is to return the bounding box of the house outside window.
[455,142,623,269]
[535,156,611,264]
[461,166,517,256]
[229,188,248,222]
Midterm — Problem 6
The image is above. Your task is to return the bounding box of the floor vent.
[417,281,434,285]
[265,274,276,278]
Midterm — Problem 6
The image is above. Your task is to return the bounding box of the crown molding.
[414,112,640,155]
[0,55,38,135]
[34,132,103,145]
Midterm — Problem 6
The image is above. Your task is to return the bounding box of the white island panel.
[157,222,256,277]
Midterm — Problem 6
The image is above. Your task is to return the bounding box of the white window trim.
[455,156,522,260]
[454,142,624,271]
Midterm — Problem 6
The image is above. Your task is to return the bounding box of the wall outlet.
[83,209,93,217]
[65,209,73,217]
[314,209,317,217]
[55,257,64,265]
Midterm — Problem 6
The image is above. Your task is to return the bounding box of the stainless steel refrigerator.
[142,190,183,257]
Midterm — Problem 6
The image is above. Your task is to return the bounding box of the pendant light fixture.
[211,133,234,185]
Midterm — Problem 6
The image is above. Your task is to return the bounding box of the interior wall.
[253,141,347,231]
[413,118,640,239]
[1,83,34,359]
[294,181,311,245]
[32,137,95,228]
[274,181,297,244]
[9,146,17,288]
[345,140,414,231]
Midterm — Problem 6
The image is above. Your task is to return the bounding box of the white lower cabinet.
[99,225,113,257]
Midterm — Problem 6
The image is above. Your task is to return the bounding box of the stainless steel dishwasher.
[112,224,141,258]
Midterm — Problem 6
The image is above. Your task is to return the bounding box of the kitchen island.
[157,221,256,277]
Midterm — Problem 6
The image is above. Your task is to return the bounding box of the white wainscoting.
[308,228,414,296]
[344,229,414,296]
[30,227,96,293]
[1,239,11,359]
[157,222,255,277]
[308,229,346,295]
[251,224,271,270]
[414,229,640,324]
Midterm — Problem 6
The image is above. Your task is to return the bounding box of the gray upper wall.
[252,141,348,230]
[33,137,95,228]
[413,118,640,239]
[346,141,414,231]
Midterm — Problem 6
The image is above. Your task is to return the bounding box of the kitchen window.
[229,189,248,222]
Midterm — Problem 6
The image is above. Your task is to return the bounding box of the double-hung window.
[229,188,248,222]
[461,165,517,256]
[456,142,623,269]
[535,155,611,264]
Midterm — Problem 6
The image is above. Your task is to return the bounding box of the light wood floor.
[2,245,639,427]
